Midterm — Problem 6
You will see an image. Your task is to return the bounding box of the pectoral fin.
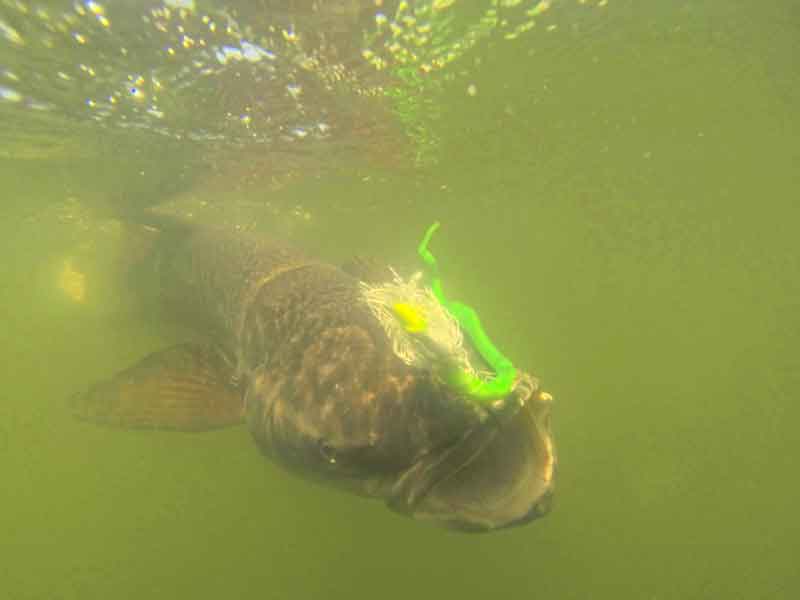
[71,343,244,431]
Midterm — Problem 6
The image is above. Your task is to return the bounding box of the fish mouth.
[389,376,556,532]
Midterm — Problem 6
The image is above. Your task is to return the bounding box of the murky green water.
[2,1,798,599]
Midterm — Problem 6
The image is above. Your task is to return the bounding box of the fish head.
[244,321,556,533]
[390,371,556,532]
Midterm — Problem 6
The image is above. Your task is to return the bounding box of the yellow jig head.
[392,302,427,333]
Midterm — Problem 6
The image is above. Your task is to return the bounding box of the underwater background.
[1,1,798,598]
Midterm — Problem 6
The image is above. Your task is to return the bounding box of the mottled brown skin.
[76,215,555,531]
[154,223,483,485]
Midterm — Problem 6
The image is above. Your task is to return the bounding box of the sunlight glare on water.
[0,0,598,163]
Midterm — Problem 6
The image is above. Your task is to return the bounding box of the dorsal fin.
[341,255,397,284]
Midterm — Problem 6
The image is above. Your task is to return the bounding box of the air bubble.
[0,86,22,102]
[0,20,24,45]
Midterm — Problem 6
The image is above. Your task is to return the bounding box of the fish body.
[74,216,556,532]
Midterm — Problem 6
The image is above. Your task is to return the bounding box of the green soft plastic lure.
[393,222,518,403]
